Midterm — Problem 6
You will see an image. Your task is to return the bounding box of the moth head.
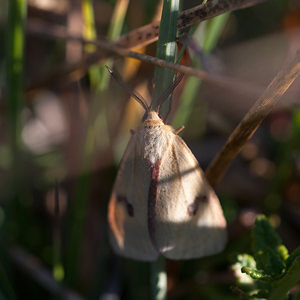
[142,111,162,122]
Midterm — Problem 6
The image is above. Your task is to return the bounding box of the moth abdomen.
[117,195,134,217]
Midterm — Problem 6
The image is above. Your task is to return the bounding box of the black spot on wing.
[117,195,134,217]
[187,195,207,217]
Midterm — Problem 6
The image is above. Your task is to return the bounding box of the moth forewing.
[149,131,226,259]
[108,110,227,261]
[108,133,159,261]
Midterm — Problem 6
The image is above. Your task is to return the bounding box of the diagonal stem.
[205,50,300,187]
[25,0,267,92]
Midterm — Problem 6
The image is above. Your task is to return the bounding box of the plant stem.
[268,257,300,300]
[151,257,167,300]
[205,49,300,187]
[152,0,180,114]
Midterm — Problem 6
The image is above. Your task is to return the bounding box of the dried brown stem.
[116,0,266,48]
[26,0,267,92]
[205,50,300,187]
[26,29,262,98]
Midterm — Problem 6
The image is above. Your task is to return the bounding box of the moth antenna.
[164,92,173,123]
[178,34,211,72]
[155,73,184,116]
[106,66,149,112]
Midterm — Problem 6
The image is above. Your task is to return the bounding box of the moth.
[107,67,227,261]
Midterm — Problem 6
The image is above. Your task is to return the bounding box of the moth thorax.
[142,125,173,165]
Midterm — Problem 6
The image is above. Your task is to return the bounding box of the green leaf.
[234,216,300,299]
[277,244,289,263]
[232,254,256,286]
[250,289,269,299]
[236,253,257,269]
[268,257,300,300]
[286,246,300,270]
[252,216,286,277]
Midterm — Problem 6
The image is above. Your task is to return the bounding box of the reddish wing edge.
[108,136,159,261]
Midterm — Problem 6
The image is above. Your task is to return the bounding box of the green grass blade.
[152,0,180,114]
[83,0,129,91]
[172,13,229,129]
[66,0,130,286]
[98,0,129,90]
[151,1,180,299]
[6,0,26,165]
[202,12,230,53]
[82,0,102,89]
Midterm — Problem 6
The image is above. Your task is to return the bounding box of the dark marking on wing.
[147,159,161,251]
[187,195,207,217]
[117,195,134,217]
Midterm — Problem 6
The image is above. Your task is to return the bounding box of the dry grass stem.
[25,28,261,98]
[205,49,300,187]
[26,0,266,92]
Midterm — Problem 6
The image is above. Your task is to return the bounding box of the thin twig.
[205,49,300,187]
[117,0,266,49]
[26,0,267,92]
[25,31,262,99]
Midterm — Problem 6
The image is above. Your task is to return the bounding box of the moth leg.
[117,195,134,217]
[175,126,184,135]
[187,195,207,217]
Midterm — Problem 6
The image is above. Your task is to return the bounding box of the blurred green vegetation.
[233,215,300,299]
